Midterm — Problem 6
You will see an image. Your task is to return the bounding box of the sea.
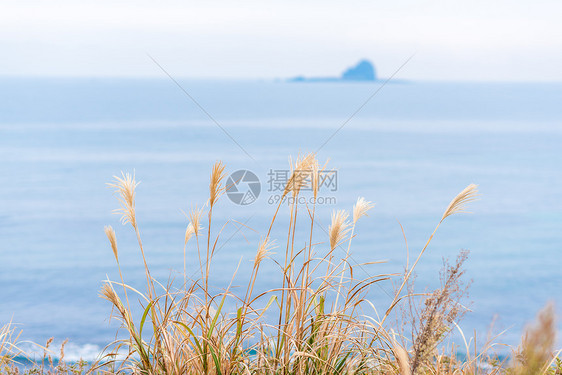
[0,77,561,361]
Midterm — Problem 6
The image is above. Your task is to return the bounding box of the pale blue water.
[0,78,561,359]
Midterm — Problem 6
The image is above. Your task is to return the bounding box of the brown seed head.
[107,172,139,227]
[99,283,128,320]
[329,209,351,251]
[104,225,119,263]
[441,184,479,222]
[185,222,195,246]
[189,206,204,236]
[209,161,226,208]
[254,237,276,267]
[283,153,316,198]
[352,197,375,224]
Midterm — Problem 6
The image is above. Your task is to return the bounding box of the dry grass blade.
[310,158,320,199]
[441,183,479,222]
[381,184,480,335]
[0,322,22,367]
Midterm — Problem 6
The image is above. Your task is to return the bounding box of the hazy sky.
[1,0,561,81]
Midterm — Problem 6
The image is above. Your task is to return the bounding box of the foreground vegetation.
[1,154,560,374]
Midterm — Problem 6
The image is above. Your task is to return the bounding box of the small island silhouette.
[289,59,377,82]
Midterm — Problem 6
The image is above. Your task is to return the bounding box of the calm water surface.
[0,78,561,359]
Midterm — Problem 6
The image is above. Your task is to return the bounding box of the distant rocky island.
[289,59,377,82]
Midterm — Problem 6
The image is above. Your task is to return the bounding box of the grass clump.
[96,154,478,374]
[1,154,560,374]
[1,322,22,371]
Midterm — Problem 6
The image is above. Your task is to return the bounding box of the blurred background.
[0,0,561,360]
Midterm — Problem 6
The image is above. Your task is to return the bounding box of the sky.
[1,0,561,81]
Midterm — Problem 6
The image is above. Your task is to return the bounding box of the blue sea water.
[0,78,561,359]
